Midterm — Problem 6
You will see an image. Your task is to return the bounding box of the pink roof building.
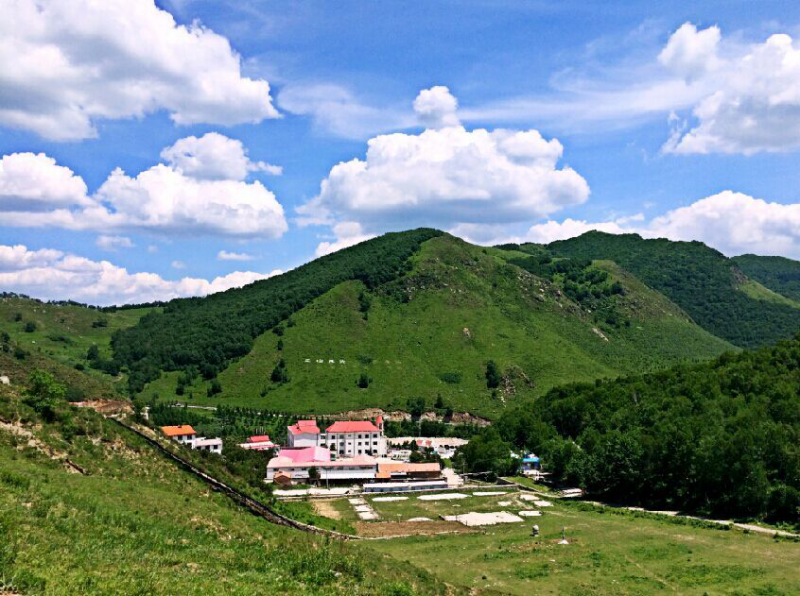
[325,420,380,433]
[287,420,320,448]
[277,446,331,463]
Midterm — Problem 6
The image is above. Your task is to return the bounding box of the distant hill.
[548,232,800,349]
[732,254,800,303]
[135,233,732,417]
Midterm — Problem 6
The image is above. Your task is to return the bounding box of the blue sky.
[2,0,800,304]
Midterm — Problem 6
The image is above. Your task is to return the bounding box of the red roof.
[288,420,320,435]
[326,420,380,433]
[248,435,271,443]
[376,415,383,424]
[161,425,196,437]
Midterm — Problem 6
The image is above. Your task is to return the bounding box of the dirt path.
[312,499,342,520]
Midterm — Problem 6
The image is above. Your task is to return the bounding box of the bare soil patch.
[311,499,342,520]
[354,520,475,538]
[71,399,133,415]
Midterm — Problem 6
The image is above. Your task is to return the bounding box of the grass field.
[311,488,800,595]
[139,237,733,417]
[0,384,451,595]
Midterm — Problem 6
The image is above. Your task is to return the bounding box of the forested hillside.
[733,254,800,302]
[493,336,800,524]
[547,232,800,348]
[112,229,443,393]
[137,235,732,417]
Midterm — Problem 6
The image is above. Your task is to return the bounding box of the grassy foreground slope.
[141,235,732,417]
[732,253,800,302]
[547,232,800,349]
[0,380,449,595]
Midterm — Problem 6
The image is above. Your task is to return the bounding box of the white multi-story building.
[319,416,386,457]
[286,419,320,448]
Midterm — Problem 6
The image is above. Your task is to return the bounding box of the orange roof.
[161,425,196,437]
[376,471,391,479]
[378,462,441,474]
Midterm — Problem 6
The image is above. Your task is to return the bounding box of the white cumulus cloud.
[0,243,281,306]
[314,222,376,257]
[160,132,282,181]
[96,235,134,251]
[662,24,800,154]
[217,250,255,261]
[0,133,288,238]
[0,0,278,140]
[413,86,460,128]
[0,153,90,211]
[300,87,589,248]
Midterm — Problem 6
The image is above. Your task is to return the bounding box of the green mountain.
[548,232,800,349]
[134,233,732,417]
[732,253,800,303]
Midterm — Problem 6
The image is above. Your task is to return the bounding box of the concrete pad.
[443,511,525,527]
[358,512,379,521]
[354,505,373,513]
[472,491,508,497]
[418,492,468,501]
[371,496,408,502]
[519,494,539,502]
[498,500,512,506]
[408,517,432,522]
[533,500,553,507]
[519,510,542,517]
[348,498,365,504]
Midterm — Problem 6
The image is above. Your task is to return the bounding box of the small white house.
[192,437,223,454]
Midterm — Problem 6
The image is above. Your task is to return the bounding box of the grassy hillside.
[547,232,800,349]
[733,254,800,302]
[112,229,443,393]
[0,376,450,595]
[0,294,152,389]
[140,235,732,417]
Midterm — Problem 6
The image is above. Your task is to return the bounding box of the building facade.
[287,420,320,448]
[319,418,386,457]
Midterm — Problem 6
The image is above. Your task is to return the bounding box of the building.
[239,435,278,451]
[521,454,541,476]
[320,418,386,457]
[287,420,320,448]
[192,437,223,454]
[161,425,197,445]
[265,446,377,483]
[376,462,441,480]
[364,479,448,493]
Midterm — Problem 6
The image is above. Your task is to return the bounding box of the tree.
[24,370,66,422]
[356,373,370,389]
[485,360,501,389]
[407,397,426,419]
[308,466,320,484]
[271,359,289,384]
[458,426,516,478]
[24,321,36,333]
[13,312,22,322]
[207,379,222,397]
[86,344,100,361]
